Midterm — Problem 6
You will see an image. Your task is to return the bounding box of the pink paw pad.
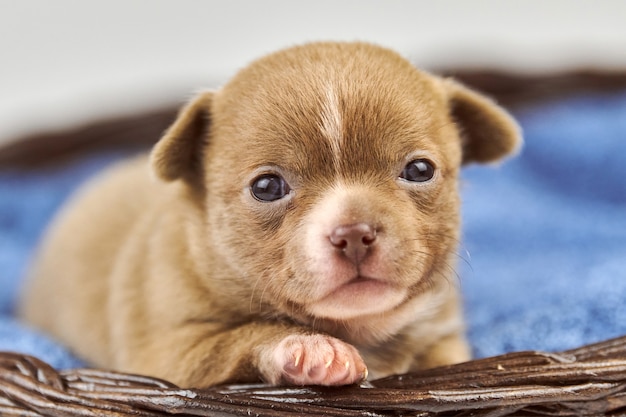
[273,334,367,386]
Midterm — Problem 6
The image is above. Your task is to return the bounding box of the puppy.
[19,42,521,387]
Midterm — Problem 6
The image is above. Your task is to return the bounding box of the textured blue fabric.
[1,91,625,370]
[462,91,626,357]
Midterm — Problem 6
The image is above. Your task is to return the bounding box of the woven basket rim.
[2,335,626,416]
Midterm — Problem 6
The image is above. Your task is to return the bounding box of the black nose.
[329,223,377,264]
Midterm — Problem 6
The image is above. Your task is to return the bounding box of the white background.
[1,0,626,144]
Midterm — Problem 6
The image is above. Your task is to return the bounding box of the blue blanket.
[1,92,625,371]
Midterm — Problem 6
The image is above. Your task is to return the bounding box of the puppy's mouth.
[342,275,387,292]
[305,274,408,320]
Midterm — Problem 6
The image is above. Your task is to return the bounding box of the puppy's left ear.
[444,79,522,164]
[150,91,213,186]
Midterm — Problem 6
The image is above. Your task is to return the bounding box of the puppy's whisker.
[250,263,283,313]
[249,272,266,314]
[401,233,472,268]
[434,258,463,284]
[453,250,473,271]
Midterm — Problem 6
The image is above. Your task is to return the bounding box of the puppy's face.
[152,43,520,327]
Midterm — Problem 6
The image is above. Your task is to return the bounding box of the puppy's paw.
[268,334,367,386]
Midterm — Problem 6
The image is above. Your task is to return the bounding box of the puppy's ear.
[444,79,522,164]
[150,91,213,185]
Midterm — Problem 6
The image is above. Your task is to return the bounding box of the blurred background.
[1,0,626,144]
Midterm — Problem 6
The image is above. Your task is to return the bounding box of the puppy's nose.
[329,223,377,264]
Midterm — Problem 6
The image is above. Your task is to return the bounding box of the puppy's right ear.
[150,91,213,185]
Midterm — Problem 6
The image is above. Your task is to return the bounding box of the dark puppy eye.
[251,174,291,202]
[400,159,436,183]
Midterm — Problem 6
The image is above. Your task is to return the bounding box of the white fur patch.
[319,86,343,164]
[302,182,352,290]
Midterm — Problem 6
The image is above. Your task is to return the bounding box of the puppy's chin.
[305,277,408,320]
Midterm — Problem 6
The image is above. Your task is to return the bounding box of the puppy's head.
[151,42,520,327]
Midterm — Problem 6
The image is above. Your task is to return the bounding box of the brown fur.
[19,42,521,387]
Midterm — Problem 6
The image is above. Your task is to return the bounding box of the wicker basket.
[2,335,626,416]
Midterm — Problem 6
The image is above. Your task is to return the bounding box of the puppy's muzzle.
[329,223,377,265]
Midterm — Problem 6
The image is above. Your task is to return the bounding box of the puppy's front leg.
[130,322,367,387]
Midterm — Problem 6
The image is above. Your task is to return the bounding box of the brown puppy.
[20,42,521,388]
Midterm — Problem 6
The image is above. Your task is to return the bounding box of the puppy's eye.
[251,174,291,202]
[400,159,435,183]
